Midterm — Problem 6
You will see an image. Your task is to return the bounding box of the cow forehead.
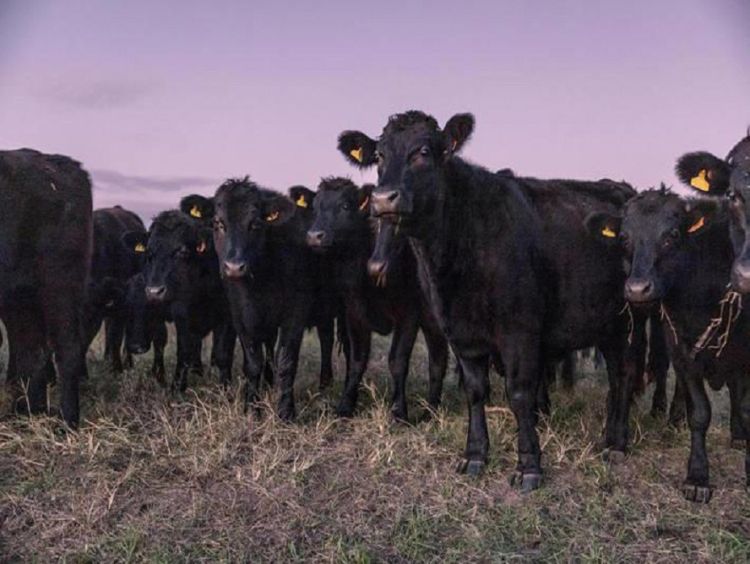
[379,122,438,152]
[728,136,750,170]
[216,191,263,221]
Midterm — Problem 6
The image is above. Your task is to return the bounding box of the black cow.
[676,134,750,445]
[305,177,448,420]
[338,111,644,492]
[83,206,146,372]
[211,178,328,419]
[586,187,749,502]
[0,149,92,428]
[123,209,235,390]
[122,272,168,384]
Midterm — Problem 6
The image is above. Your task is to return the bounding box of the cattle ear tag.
[295,195,308,208]
[189,205,202,218]
[350,147,363,163]
[601,226,617,238]
[358,195,370,211]
[690,169,710,192]
[134,242,146,253]
[265,210,280,223]
[196,240,207,254]
[687,216,705,234]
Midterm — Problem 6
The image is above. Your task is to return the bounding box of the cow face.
[138,211,211,303]
[337,111,474,238]
[212,178,295,281]
[585,190,716,306]
[677,135,750,292]
[306,178,371,251]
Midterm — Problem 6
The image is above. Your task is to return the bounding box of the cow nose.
[223,260,247,279]
[145,285,167,302]
[367,259,388,282]
[731,260,750,293]
[371,190,401,216]
[306,230,327,247]
[624,278,655,303]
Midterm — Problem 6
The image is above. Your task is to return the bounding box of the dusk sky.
[1,1,748,221]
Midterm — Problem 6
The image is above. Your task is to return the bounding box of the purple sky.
[1,1,748,221]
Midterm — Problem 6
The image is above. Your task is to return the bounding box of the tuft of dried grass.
[0,331,748,562]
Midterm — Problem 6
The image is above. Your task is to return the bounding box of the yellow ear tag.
[196,240,207,254]
[189,205,202,218]
[350,147,363,163]
[359,196,370,211]
[601,226,616,238]
[687,216,705,234]
[134,242,146,253]
[690,169,710,192]
[295,195,308,208]
[266,211,280,223]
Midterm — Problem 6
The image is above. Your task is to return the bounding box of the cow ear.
[443,113,475,155]
[683,199,717,236]
[675,152,731,195]
[338,131,378,168]
[195,227,213,254]
[358,184,373,214]
[288,185,316,209]
[584,211,622,243]
[180,194,214,219]
[122,231,149,254]
[263,195,296,226]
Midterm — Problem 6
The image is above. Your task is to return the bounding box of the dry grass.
[1,330,749,563]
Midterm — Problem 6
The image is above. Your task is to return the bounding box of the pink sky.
[1,0,748,221]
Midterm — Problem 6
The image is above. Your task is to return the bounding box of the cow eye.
[341,202,352,211]
[374,151,383,164]
[214,219,225,232]
[176,247,190,259]
[419,145,430,157]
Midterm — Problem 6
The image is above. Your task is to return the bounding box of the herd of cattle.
[2,110,750,504]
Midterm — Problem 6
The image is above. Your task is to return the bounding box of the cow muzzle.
[223,260,248,279]
[624,278,657,304]
[145,285,167,303]
[371,190,403,216]
[306,230,331,249]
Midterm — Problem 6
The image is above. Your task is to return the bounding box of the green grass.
[0,328,748,562]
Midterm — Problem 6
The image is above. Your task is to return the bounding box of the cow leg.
[41,293,88,429]
[502,333,544,491]
[317,319,335,390]
[648,316,670,417]
[560,353,575,390]
[537,363,552,417]
[600,315,645,459]
[729,380,748,448]
[104,317,126,373]
[336,301,371,418]
[677,361,712,502]
[151,321,167,386]
[668,370,686,427]
[388,312,419,422]
[262,337,276,387]
[275,325,306,421]
[421,317,449,411]
[4,307,50,416]
[237,335,264,411]
[212,322,236,387]
[456,354,490,476]
[173,320,201,392]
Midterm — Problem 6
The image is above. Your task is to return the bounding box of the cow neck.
[330,221,371,290]
[663,207,737,342]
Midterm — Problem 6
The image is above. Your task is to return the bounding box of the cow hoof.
[391,409,408,424]
[682,483,712,503]
[457,458,485,477]
[730,439,746,451]
[519,473,543,493]
[335,403,355,418]
[603,449,626,465]
[278,407,295,422]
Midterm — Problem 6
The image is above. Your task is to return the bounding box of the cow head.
[338,110,474,237]
[306,177,371,252]
[180,194,215,224]
[676,133,750,292]
[135,211,211,303]
[585,188,717,306]
[212,177,295,281]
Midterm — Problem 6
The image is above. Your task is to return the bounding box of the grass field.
[1,329,749,562]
